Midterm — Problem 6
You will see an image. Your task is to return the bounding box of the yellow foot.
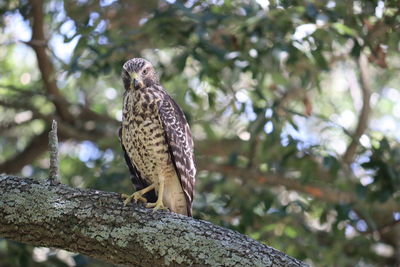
[121,192,147,206]
[146,200,168,212]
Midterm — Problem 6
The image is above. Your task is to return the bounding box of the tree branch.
[196,139,245,157]
[200,161,356,204]
[0,115,117,174]
[343,53,372,164]
[0,175,308,267]
[27,0,74,122]
[0,84,46,97]
[0,129,55,174]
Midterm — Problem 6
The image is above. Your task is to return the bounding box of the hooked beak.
[131,72,144,90]
[133,78,140,90]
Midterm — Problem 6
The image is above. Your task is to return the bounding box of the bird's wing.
[118,127,157,202]
[157,91,196,216]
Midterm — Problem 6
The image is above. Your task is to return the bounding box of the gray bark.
[0,174,308,267]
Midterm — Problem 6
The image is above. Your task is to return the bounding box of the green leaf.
[332,22,357,37]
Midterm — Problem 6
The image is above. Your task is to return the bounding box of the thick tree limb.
[0,175,308,267]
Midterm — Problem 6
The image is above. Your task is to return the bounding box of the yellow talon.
[121,183,156,206]
[146,198,168,212]
[121,192,147,206]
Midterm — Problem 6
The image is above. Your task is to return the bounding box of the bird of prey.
[119,58,196,216]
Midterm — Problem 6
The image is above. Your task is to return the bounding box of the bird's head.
[121,58,159,90]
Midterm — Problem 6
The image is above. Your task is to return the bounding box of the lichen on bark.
[0,174,308,267]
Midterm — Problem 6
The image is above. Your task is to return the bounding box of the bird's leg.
[121,183,156,206]
[146,175,168,211]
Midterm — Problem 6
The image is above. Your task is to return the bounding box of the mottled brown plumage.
[119,58,196,216]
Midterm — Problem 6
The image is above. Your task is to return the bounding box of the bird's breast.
[123,88,160,118]
[121,90,171,184]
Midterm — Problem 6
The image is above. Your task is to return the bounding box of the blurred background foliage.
[0,0,399,266]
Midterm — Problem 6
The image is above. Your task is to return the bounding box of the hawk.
[119,58,196,216]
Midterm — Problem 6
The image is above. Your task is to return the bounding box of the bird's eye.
[142,69,148,75]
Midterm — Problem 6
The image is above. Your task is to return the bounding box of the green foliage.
[0,0,399,266]
[362,138,400,202]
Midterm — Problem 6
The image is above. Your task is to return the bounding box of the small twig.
[48,120,60,185]
[21,39,47,47]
